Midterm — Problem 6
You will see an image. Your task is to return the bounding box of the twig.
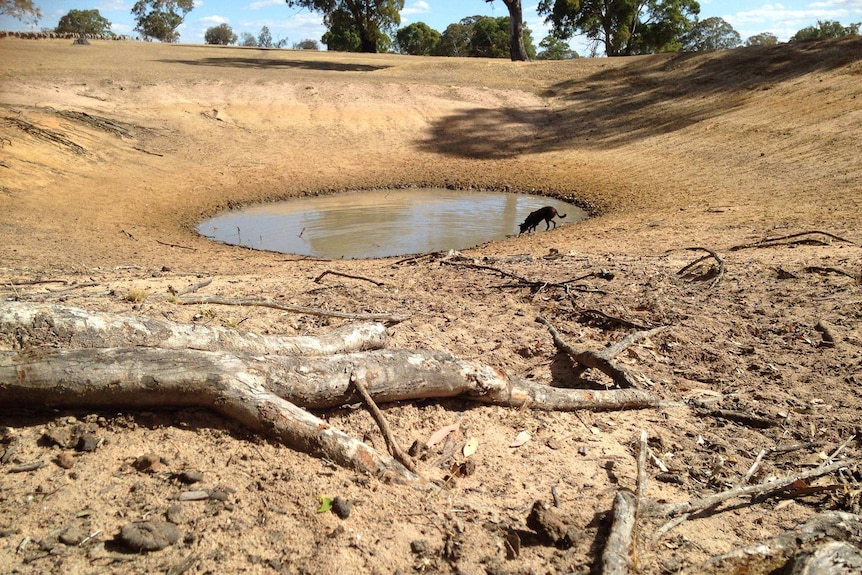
[697,407,780,429]
[805,266,858,280]
[176,295,410,323]
[350,370,419,475]
[578,309,651,331]
[155,239,196,251]
[729,230,855,251]
[738,448,767,487]
[537,315,667,389]
[826,435,855,464]
[636,430,648,509]
[314,270,385,287]
[675,247,724,289]
[644,458,857,518]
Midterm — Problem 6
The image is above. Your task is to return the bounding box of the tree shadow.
[418,37,862,159]
[159,57,391,73]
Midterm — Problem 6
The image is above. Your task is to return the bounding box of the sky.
[2,1,861,55]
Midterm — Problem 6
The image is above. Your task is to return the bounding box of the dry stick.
[644,458,857,519]
[675,247,725,289]
[738,448,768,487]
[729,230,856,251]
[805,266,859,280]
[601,490,638,575]
[176,278,213,297]
[578,309,651,331]
[350,370,419,475]
[176,295,410,323]
[537,315,668,390]
[155,239,196,251]
[314,270,386,287]
[826,435,855,464]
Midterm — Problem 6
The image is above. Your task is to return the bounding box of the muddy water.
[197,189,586,259]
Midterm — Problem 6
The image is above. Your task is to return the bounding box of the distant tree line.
[1,0,858,60]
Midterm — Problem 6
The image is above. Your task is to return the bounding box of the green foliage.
[131,0,193,43]
[433,16,534,59]
[745,32,778,46]
[437,22,472,56]
[682,17,741,51]
[239,32,257,47]
[0,0,40,23]
[204,23,237,45]
[293,38,320,50]
[536,34,578,59]
[258,25,273,48]
[538,0,700,56]
[287,0,403,53]
[56,9,112,36]
[792,20,860,42]
[395,22,441,55]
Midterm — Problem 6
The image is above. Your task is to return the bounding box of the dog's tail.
[558,212,567,219]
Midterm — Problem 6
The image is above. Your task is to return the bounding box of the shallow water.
[197,189,586,259]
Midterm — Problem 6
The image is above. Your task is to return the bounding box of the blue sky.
[3,1,861,53]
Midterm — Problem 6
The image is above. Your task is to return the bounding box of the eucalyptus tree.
[131,0,194,43]
[286,0,403,53]
[538,0,701,56]
[56,9,112,36]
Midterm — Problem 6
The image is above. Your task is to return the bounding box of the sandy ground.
[1,37,861,574]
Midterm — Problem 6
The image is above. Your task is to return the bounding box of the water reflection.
[197,188,585,259]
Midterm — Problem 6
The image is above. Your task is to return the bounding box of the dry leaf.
[510,430,531,448]
[463,437,478,457]
[426,422,459,447]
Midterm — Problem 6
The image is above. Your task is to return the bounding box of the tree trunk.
[496,0,529,61]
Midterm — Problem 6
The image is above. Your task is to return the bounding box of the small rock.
[59,523,89,546]
[76,434,100,453]
[133,453,164,473]
[165,504,186,524]
[177,490,209,501]
[119,520,180,552]
[410,539,429,555]
[178,470,203,484]
[331,496,352,519]
[55,452,76,469]
[41,428,71,448]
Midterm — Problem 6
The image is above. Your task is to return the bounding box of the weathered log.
[688,512,862,575]
[0,302,388,356]
[601,490,638,575]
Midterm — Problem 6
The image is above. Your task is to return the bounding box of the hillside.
[1,37,861,574]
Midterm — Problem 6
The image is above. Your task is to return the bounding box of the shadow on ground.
[159,57,390,73]
[419,37,862,159]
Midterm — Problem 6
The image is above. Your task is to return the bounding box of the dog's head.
[519,221,529,234]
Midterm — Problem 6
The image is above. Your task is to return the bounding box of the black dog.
[519,206,567,234]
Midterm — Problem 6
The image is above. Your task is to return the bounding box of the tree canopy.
[792,20,860,41]
[55,9,112,36]
[204,23,237,45]
[538,0,700,56]
[745,32,778,46]
[395,22,441,55]
[287,0,403,53]
[683,16,740,51]
[131,0,193,43]
[0,0,40,23]
[536,34,578,59]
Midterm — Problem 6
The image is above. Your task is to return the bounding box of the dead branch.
[696,406,781,429]
[314,270,385,287]
[155,239,196,251]
[644,459,857,518]
[537,315,667,389]
[0,302,389,356]
[601,490,637,575]
[675,247,724,289]
[729,230,856,251]
[176,295,410,323]
[175,278,213,297]
[804,266,858,280]
[351,370,418,474]
[578,309,651,331]
[687,511,862,575]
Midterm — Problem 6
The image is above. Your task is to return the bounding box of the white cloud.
[724,2,862,41]
[247,0,286,9]
[199,15,230,26]
[402,1,431,16]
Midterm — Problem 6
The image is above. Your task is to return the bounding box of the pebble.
[119,520,180,552]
